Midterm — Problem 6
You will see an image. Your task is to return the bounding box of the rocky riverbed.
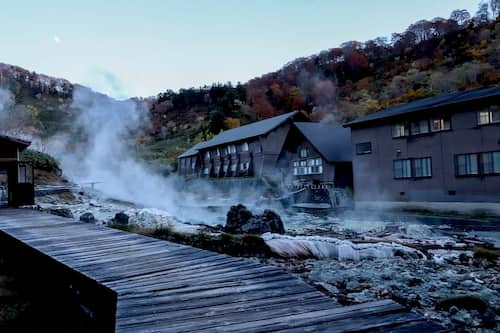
[31,190,500,331]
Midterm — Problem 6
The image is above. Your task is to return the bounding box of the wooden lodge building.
[177,112,352,190]
[344,86,500,204]
[0,134,34,207]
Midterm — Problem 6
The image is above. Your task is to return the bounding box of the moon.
[53,36,61,44]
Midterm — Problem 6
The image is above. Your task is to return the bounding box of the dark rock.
[224,205,285,235]
[225,204,253,233]
[408,277,424,287]
[481,308,497,329]
[79,212,95,223]
[114,212,129,225]
[436,295,489,313]
[48,208,74,219]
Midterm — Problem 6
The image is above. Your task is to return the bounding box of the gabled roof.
[178,142,203,159]
[0,134,31,150]
[344,86,500,127]
[196,111,299,150]
[294,122,352,162]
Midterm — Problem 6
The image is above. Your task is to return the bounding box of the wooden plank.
[185,300,405,333]
[115,266,285,295]
[273,312,424,333]
[117,289,326,319]
[105,255,245,288]
[112,263,276,294]
[118,298,336,331]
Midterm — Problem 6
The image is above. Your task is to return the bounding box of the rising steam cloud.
[55,86,180,213]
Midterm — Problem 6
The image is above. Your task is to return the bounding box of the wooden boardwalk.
[0,208,444,332]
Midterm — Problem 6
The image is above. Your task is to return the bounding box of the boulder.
[225,204,285,235]
[79,212,95,223]
[48,207,74,219]
[114,212,129,225]
[436,295,489,313]
[225,204,253,233]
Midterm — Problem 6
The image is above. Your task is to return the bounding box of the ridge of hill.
[1,4,500,168]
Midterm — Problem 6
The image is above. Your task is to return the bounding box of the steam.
[50,86,247,225]
[53,86,179,213]
[0,88,15,134]
[0,88,14,114]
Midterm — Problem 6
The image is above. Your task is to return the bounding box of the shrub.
[20,149,61,174]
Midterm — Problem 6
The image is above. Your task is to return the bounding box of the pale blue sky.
[0,0,478,98]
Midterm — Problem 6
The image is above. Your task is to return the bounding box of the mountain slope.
[2,7,500,168]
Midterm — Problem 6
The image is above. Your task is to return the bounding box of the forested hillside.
[2,1,500,168]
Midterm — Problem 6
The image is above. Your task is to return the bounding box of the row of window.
[204,142,251,159]
[392,117,451,138]
[202,161,251,175]
[392,151,500,179]
[293,158,323,175]
[456,151,500,176]
[392,108,499,139]
[393,157,432,179]
[477,106,500,125]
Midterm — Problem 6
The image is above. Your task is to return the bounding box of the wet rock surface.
[263,254,500,332]
[79,212,95,223]
[225,204,285,234]
[46,207,74,219]
[113,212,129,225]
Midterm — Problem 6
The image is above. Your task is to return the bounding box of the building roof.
[294,122,352,162]
[344,86,500,127]
[0,134,31,150]
[178,142,203,159]
[195,111,299,150]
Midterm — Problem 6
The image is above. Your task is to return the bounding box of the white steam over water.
[52,87,186,216]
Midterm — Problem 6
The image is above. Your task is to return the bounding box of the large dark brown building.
[177,111,308,180]
[0,135,34,207]
[344,86,500,204]
[177,112,352,191]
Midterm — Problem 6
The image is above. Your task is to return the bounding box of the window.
[310,158,323,174]
[392,123,409,138]
[231,163,237,172]
[393,159,412,179]
[240,161,249,171]
[393,158,431,179]
[410,120,429,135]
[413,157,432,177]
[299,148,309,158]
[481,152,494,174]
[240,142,249,152]
[477,106,500,125]
[356,142,372,155]
[456,154,479,176]
[430,117,450,132]
[293,158,323,175]
[478,111,491,125]
[18,164,28,183]
[191,159,196,170]
[480,151,500,174]
[495,152,500,173]
[203,167,209,175]
[204,151,210,159]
